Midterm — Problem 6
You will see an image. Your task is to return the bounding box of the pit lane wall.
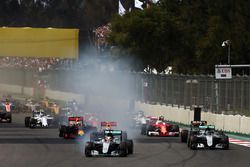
[135,102,250,135]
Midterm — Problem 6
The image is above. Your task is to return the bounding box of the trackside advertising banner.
[0,27,79,59]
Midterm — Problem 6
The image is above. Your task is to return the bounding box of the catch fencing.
[0,68,250,116]
[136,73,250,116]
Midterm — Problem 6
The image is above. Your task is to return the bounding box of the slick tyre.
[190,136,197,150]
[127,140,134,154]
[172,125,180,132]
[25,117,30,127]
[141,124,147,135]
[85,142,93,157]
[8,117,12,123]
[223,136,229,150]
[59,130,63,137]
[146,125,155,136]
[181,130,188,143]
[119,142,128,157]
[64,133,69,139]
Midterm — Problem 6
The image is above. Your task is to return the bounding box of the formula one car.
[180,121,207,143]
[24,110,54,128]
[0,99,14,123]
[84,113,99,128]
[132,111,147,128]
[85,129,133,157]
[181,121,229,150]
[59,116,97,139]
[24,99,40,112]
[141,116,179,137]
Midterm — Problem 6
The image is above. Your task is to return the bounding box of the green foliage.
[109,0,250,74]
[109,6,186,72]
[0,0,116,28]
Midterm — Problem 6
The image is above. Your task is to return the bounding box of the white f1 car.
[133,111,147,128]
[25,110,54,128]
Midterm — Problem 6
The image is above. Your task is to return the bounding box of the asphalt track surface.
[1,114,250,167]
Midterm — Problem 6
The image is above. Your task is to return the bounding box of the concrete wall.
[0,84,22,94]
[45,89,84,103]
[135,102,250,135]
[1,82,249,134]
[23,87,33,96]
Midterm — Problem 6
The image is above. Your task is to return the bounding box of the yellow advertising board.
[0,27,79,59]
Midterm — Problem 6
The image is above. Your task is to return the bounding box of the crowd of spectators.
[0,57,75,72]
[93,24,111,53]
[0,25,114,72]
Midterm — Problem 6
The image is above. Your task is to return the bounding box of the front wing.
[147,131,179,136]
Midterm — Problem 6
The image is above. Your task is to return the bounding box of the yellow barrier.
[0,27,79,58]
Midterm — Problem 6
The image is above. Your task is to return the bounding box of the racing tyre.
[141,124,147,135]
[181,130,188,143]
[223,136,229,150]
[146,125,155,136]
[29,118,37,129]
[119,142,128,157]
[190,136,197,150]
[85,142,93,157]
[59,130,63,137]
[29,124,35,128]
[187,131,195,147]
[172,125,179,136]
[59,126,66,137]
[172,125,179,132]
[127,139,134,154]
[64,133,70,139]
[25,117,30,127]
[8,116,12,123]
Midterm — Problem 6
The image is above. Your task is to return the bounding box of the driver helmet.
[5,98,10,104]
[105,133,113,141]
[159,116,164,121]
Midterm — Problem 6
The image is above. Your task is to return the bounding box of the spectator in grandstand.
[0,57,76,71]
[93,24,111,53]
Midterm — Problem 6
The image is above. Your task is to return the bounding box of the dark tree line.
[0,0,117,29]
[109,0,250,74]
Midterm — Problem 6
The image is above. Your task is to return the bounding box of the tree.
[109,6,187,72]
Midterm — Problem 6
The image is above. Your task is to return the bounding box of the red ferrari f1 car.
[141,116,179,137]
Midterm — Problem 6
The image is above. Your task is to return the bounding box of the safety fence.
[137,74,250,116]
[1,68,250,116]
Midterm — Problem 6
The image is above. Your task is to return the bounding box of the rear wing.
[101,122,117,129]
[191,121,207,127]
[199,125,215,130]
[104,130,122,135]
[68,116,84,121]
